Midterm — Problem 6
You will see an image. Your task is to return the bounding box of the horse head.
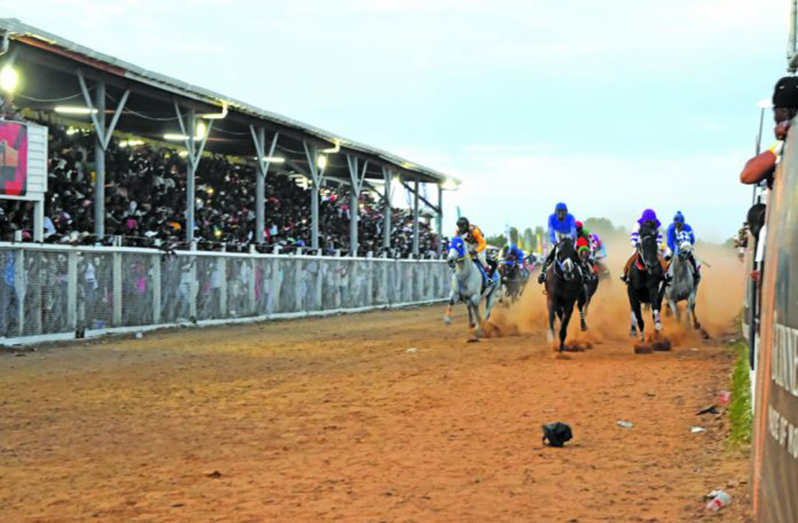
[556,238,578,280]
[678,241,694,260]
[447,236,468,268]
[638,230,660,273]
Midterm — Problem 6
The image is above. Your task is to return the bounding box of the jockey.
[576,237,596,279]
[667,211,700,283]
[589,232,606,260]
[575,221,590,242]
[538,202,577,283]
[622,209,668,284]
[502,243,528,279]
[455,216,493,283]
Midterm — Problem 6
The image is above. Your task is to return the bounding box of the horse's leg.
[577,294,588,331]
[632,300,645,341]
[653,281,664,332]
[466,300,475,329]
[444,291,456,326]
[560,303,574,352]
[547,298,556,344]
[689,291,701,330]
[472,295,484,337]
[484,286,497,322]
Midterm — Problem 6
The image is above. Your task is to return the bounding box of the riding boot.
[620,254,635,284]
[538,249,556,284]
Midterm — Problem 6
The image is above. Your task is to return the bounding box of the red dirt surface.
[0,300,751,522]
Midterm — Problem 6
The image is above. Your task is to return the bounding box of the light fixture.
[252,156,286,164]
[54,106,97,115]
[756,99,773,109]
[0,65,19,93]
[317,154,328,170]
[164,122,207,142]
[65,127,79,136]
[119,139,144,148]
[201,102,228,120]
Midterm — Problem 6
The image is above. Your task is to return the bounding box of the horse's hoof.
[443,316,452,326]
[655,322,663,332]
[547,332,554,343]
[581,322,588,332]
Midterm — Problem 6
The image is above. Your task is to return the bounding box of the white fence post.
[15,249,26,335]
[112,251,123,326]
[152,252,162,325]
[67,251,78,331]
[219,257,227,318]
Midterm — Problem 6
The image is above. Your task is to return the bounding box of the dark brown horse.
[545,239,583,352]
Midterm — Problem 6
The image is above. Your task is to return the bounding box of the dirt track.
[0,281,751,522]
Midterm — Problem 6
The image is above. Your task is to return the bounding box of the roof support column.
[437,183,443,257]
[382,167,393,250]
[174,101,213,244]
[93,81,105,239]
[250,126,279,245]
[303,141,325,252]
[413,179,420,257]
[77,70,129,240]
[346,155,368,256]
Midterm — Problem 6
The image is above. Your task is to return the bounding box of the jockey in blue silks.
[667,211,700,283]
[502,243,528,279]
[538,202,577,283]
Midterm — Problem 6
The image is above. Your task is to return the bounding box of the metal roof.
[0,17,458,186]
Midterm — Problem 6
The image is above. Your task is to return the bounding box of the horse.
[498,259,524,306]
[667,242,701,329]
[576,253,600,331]
[627,229,667,340]
[545,239,584,352]
[443,237,500,338]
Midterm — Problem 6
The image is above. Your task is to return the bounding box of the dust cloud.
[487,238,745,348]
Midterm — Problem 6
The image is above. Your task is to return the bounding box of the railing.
[0,243,450,344]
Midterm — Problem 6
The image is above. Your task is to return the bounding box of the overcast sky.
[1,0,791,241]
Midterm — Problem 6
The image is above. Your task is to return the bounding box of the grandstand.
[0,18,459,257]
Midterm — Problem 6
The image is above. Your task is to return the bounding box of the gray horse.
[667,242,701,330]
[443,237,499,338]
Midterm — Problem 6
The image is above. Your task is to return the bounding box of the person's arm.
[568,217,577,240]
[688,225,696,245]
[473,227,487,253]
[666,225,676,253]
[630,224,640,247]
[740,146,780,185]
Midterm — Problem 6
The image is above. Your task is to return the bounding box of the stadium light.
[201,103,228,120]
[55,106,98,115]
[0,65,19,93]
[317,154,328,170]
[164,122,207,142]
[119,139,144,148]
[252,156,286,164]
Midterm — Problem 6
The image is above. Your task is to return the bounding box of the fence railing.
[0,243,450,343]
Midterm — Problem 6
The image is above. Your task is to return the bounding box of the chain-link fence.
[0,244,450,341]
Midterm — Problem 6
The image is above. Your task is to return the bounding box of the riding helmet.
[457,217,470,231]
[673,211,685,223]
[555,202,568,213]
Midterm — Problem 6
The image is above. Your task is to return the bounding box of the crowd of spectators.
[0,121,443,257]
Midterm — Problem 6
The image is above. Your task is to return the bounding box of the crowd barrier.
[0,244,450,344]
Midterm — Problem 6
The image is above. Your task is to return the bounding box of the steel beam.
[437,184,443,256]
[401,180,440,214]
[413,179,420,256]
[93,81,105,238]
[382,166,394,249]
[303,141,326,251]
[250,126,279,245]
[346,155,369,255]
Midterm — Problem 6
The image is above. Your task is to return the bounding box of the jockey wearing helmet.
[538,202,577,283]
[667,211,700,283]
[622,209,668,284]
[502,242,528,279]
[455,217,493,280]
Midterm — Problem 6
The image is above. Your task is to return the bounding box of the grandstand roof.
[0,17,458,187]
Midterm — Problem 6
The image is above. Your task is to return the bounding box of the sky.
[1,0,791,241]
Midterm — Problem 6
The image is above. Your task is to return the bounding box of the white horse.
[667,242,701,329]
[443,237,499,338]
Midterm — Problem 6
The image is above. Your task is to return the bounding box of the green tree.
[486,235,507,249]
